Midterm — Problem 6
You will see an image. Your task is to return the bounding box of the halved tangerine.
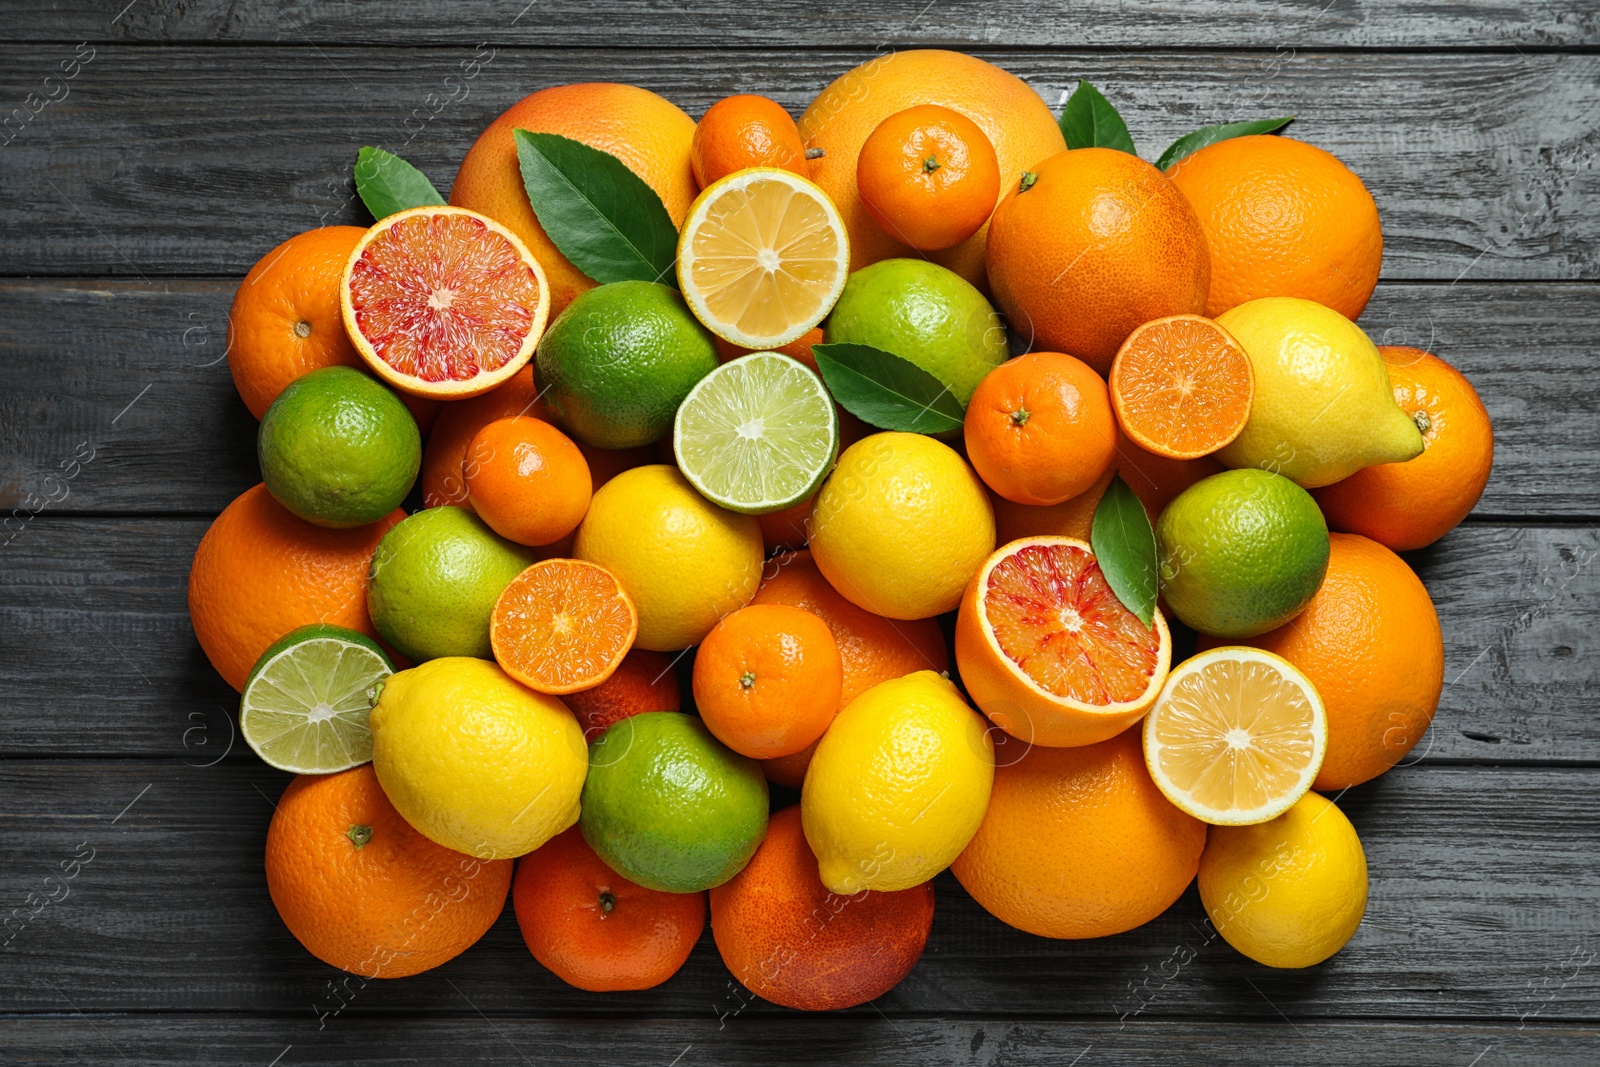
[342,205,550,399]
[490,559,637,695]
[955,536,1171,748]
[1109,314,1254,460]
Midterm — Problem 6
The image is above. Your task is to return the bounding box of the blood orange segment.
[343,205,550,399]
[955,536,1171,748]
[490,559,638,695]
[1109,314,1254,460]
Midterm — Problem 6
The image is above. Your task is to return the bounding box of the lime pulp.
[240,624,394,774]
[673,352,839,514]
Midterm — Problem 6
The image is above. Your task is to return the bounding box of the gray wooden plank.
[0,1016,1595,1067]
[1,47,1596,279]
[0,512,1596,760]
[9,0,1599,48]
[1,279,1595,518]
[0,760,1595,1020]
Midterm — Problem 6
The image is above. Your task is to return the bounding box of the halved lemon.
[676,168,850,350]
[1143,647,1327,826]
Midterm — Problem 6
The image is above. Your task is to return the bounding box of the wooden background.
[2,2,1598,1063]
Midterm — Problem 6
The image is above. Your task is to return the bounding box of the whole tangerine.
[857,104,1000,252]
[513,825,704,992]
[691,94,809,187]
[964,351,1118,506]
[465,416,593,547]
[265,765,511,978]
[693,604,843,760]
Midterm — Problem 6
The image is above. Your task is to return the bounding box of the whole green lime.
[580,712,768,892]
[1156,469,1330,639]
[824,258,1009,403]
[535,280,718,449]
[367,506,534,662]
[258,366,420,528]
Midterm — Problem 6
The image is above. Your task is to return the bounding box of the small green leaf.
[1155,116,1296,171]
[811,342,964,435]
[514,129,679,287]
[353,147,444,219]
[1090,474,1158,628]
[1059,80,1136,155]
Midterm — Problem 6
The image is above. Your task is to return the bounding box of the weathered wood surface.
[0,760,1596,1021]
[0,279,1595,517]
[2,48,1597,279]
[0,519,1595,761]
[2,1017,1597,1067]
[9,0,1600,49]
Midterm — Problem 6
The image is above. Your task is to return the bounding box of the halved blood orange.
[955,536,1171,748]
[342,205,550,400]
[490,559,638,695]
[1109,314,1254,460]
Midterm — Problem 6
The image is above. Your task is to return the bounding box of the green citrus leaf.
[353,147,444,220]
[811,342,964,436]
[1059,80,1136,155]
[513,129,678,287]
[1155,116,1296,171]
[1090,473,1158,628]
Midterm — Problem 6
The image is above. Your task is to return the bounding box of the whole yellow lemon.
[808,432,995,620]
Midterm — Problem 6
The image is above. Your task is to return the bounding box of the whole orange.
[1313,347,1493,551]
[752,549,948,785]
[693,604,843,760]
[563,648,681,742]
[1214,532,1444,791]
[857,104,1000,252]
[188,484,402,691]
[450,84,697,316]
[952,726,1204,939]
[691,94,809,187]
[227,226,365,419]
[709,806,934,1010]
[1167,134,1382,320]
[987,148,1211,374]
[265,765,511,978]
[798,50,1066,288]
[465,416,592,547]
[513,825,704,992]
[420,365,550,507]
[964,351,1117,506]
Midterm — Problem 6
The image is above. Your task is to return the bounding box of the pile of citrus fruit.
[193,50,1494,999]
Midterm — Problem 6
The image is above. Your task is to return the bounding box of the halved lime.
[673,352,839,514]
[240,624,394,774]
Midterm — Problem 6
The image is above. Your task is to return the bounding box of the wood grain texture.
[1,47,1597,279]
[9,0,1600,48]
[1,279,1595,517]
[0,519,1594,762]
[1,1016,1597,1067]
[0,759,1596,1019]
